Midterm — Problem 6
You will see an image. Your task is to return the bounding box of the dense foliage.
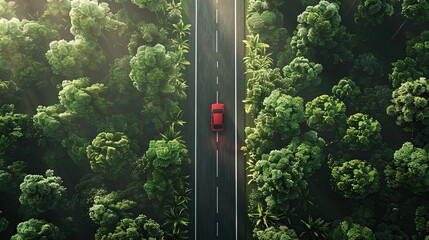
[0,0,191,238]
[245,0,429,238]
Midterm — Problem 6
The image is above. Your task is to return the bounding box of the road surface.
[185,0,246,239]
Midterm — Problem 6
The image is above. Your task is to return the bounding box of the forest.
[0,0,192,239]
[244,0,429,239]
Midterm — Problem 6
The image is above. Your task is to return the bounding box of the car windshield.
[213,109,223,114]
[214,124,222,129]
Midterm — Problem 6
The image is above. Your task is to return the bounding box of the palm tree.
[248,203,284,229]
[299,216,330,240]
[246,154,257,184]
[243,34,273,75]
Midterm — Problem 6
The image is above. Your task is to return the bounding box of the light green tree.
[282,56,323,92]
[305,95,347,132]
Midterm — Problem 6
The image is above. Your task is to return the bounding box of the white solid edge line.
[194,0,198,239]
[234,0,238,238]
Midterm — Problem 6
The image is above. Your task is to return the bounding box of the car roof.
[213,113,223,124]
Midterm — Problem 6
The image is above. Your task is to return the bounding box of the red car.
[210,103,224,131]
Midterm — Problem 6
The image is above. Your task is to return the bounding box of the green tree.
[33,104,67,139]
[131,0,166,12]
[19,169,67,213]
[415,204,429,238]
[46,37,106,79]
[70,0,126,40]
[0,0,15,18]
[291,1,354,64]
[252,131,324,210]
[384,142,429,194]
[375,223,409,240]
[0,18,58,88]
[89,191,137,239]
[105,214,164,239]
[143,139,190,203]
[253,225,299,240]
[401,0,429,23]
[331,218,375,240]
[59,77,110,118]
[128,22,168,54]
[129,44,186,129]
[406,30,429,76]
[282,56,323,92]
[0,80,19,105]
[255,90,305,140]
[342,113,382,151]
[244,68,287,118]
[11,218,65,240]
[242,126,276,161]
[86,132,135,179]
[305,95,347,132]
[354,0,394,25]
[351,53,385,88]
[389,57,423,89]
[0,104,33,162]
[355,86,392,125]
[331,159,379,199]
[42,0,71,32]
[332,78,361,102]
[386,77,429,126]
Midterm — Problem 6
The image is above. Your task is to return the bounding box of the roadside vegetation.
[0,0,191,239]
[244,0,429,239]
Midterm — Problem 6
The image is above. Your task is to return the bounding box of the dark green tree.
[86,132,135,179]
[332,78,361,102]
[331,159,379,199]
[401,0,429,23]
[415,204,429,238]
[0,104,33,162]
[11,219,65,240]
[350,53,385,88]
[331,218,375,240]
[19,169,66,213]
[384,142,429,194]
[354,0,394,25]
[342,113,382,151]
[375,223,409,240]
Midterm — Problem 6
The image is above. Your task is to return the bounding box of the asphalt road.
[185,0,246,239]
